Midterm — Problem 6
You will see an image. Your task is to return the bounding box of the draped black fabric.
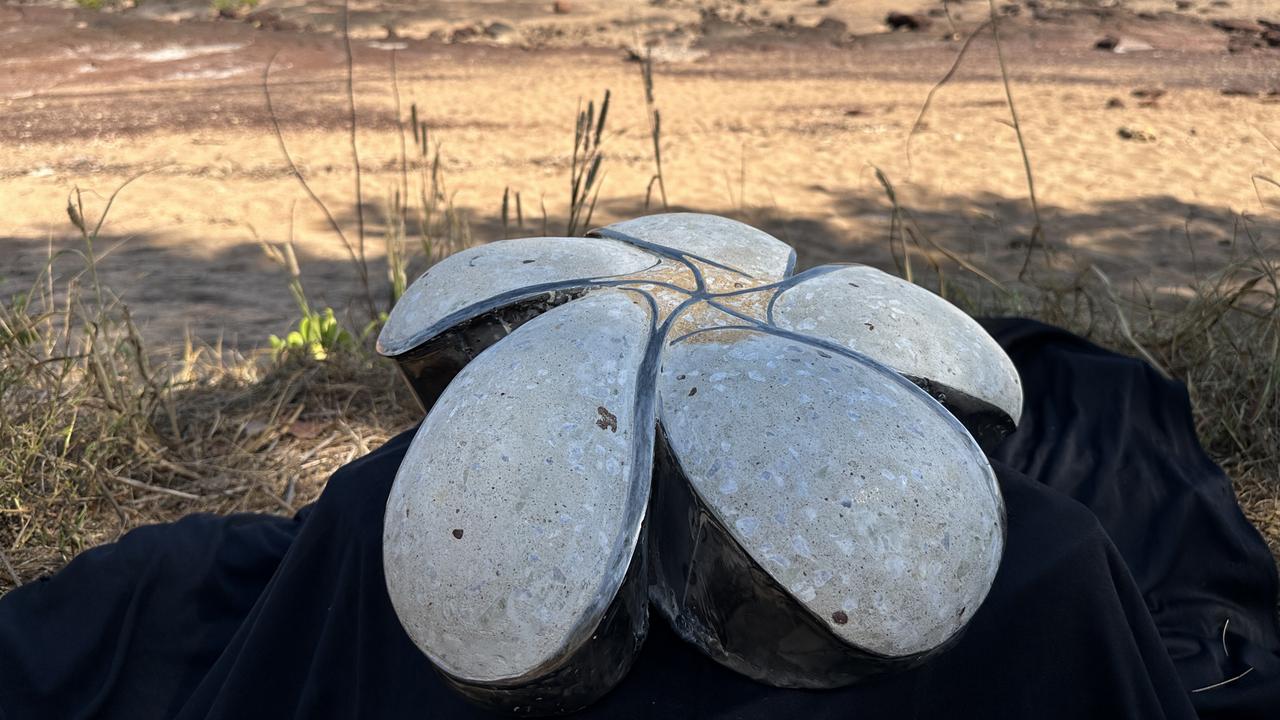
[983,319,1280,719]
[1,319,1276,719]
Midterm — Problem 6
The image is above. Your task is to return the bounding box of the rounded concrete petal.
[771,265,1023,423]
[658,329,1004,658]
[595,213,795,280]
[383,290,655,683]
[378,236,658,356]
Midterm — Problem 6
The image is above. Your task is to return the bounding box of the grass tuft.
[0,210,419,592]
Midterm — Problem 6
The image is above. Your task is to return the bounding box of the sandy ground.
[2,0,1279,347]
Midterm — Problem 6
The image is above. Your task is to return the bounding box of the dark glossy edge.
[389,289,589,412]
[904,376,1018,452]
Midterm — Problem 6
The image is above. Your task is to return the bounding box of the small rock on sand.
[885,12,929,32]
[1117,127,1157,142]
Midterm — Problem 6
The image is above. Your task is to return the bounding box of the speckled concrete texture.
[600,213,795,280]
[378,236,656,356]
[771,265,1023,422]
[659,328,1003,656]
[383,290,653,682]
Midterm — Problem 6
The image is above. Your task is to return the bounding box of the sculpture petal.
[378,235,658,358]
[652,325,1004,685]
[770,265,1023,440]
[593,213,796,282]
[383,289,657,712]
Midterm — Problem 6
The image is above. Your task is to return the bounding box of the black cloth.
[1,319,1276,719]
[984,319,1280,719]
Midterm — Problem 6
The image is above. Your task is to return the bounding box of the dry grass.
[1019,255,1276,559]
[0,225,421,592]
[0,36,482,591]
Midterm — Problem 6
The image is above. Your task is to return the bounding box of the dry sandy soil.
[2,0,1279,347]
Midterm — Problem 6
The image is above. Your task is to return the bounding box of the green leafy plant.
[256,228,355,362]
[268,308,354,362]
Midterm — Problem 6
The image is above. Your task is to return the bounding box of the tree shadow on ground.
[3,187,1273,350]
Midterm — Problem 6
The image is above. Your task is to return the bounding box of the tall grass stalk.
[639,51,669,211]
[566,90,611,236]
[985,0,1047,279]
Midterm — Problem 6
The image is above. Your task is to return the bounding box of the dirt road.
[2,0,1278,347]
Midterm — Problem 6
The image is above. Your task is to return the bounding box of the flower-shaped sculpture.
[378,213,1022,715]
